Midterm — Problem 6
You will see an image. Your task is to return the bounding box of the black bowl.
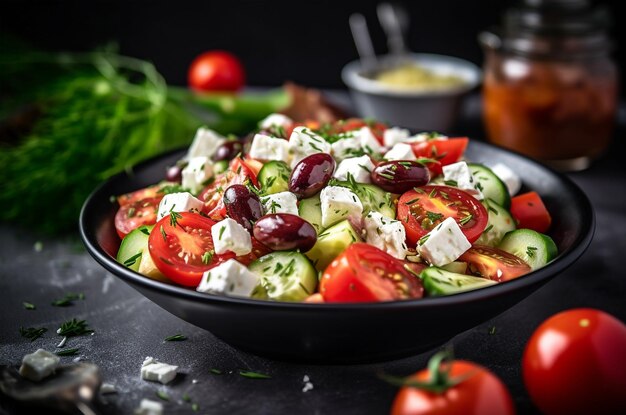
[79,140,594,363]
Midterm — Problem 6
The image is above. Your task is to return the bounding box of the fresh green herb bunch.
[0,47,288,234]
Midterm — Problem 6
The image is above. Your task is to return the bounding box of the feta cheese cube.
[442,161,483,200]
[363,212,408,259]
[248,133,290,164]
[211,218,252,256]
[156,192,204,221]
[134,399,163,415]
[289,126,331,168]
[19,349,60,382]
[182,157,213,194]
[140,357,178,384]
[404,132,448,143]
[417,217,471,266]
[260,191,299,215]
[331,136,360,161]
[490,163,521,196]
[196,258,261,297]
[333,155,374,184]
[100,383,117,394]
[383,127,411,147]
[356,127,383,155]
[384,143,417,161]
[186,127,225,159]
[320,186,363,228]
[259,113,293,130]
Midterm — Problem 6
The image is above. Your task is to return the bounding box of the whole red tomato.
[389,351,516,415]
[523,308,626,415]
[188,50,245,92]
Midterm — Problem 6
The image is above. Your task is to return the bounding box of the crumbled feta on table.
[19,349,60,382]
[134,399,164,415]
[140,357,178,384]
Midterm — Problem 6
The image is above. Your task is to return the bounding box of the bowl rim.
[79,140,595,312]
[341,53,483,98]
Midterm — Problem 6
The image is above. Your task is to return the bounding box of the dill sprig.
[19,326,47,341]
[57,318,94,337]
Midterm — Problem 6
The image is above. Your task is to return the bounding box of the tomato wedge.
[397,185,488,247]
[114,196,161,239]
[148,212,268,287]
[510,191,552,233]
[319,243,423,302]
[460,245,531,282]
[198,158,258,220]
[117,185,163,207]
[411,137,469,175]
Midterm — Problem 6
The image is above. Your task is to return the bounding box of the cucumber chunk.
[333,180,396,219]
[305,219,361,271]
[476,198,516,246]
[117,225,153,272]
[258,160,290,195]
[249,251,318,302]
[468,163,511,209]
[420,267,497,296]
[441,261,468,274]
[299,194,323,234]
[499,229,558,270]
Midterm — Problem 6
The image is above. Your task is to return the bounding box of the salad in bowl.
[113,115,557,303]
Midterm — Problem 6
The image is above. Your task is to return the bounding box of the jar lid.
[504,0,610,36]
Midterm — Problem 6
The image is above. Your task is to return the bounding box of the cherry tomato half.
[114,196,162,239]
[148,212,267,287]
[510,191,552,233]
[319,243,423,303]
[391,355,516,415]
[188,50,245,92]
[523,308,626,415]
[411,137,468,175]
[397,186,488,247]
[459,245,531,282]
[199,158,258,220]
[116,185,163,207]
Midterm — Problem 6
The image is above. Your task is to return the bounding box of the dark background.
[1,0,624,93]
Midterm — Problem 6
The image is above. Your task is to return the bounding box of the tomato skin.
[320,243,423,303]
[188,50,245,92]
[397,186,488,246]
[460,245,531,282]
[391,360,516,415]
[114,196,162,239]
[148,212,268,287]
[523,308,626,415]
[510,191,552,233]
[411,138,468,175]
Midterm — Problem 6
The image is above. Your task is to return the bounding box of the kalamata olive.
[223,184,263,231]
[371,160,430,193]
[289,153,335,198]
[253,214,317,251]
[165,163,185,183]
[213,140,244,162]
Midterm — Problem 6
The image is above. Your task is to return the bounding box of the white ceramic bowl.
[341,53,482,131]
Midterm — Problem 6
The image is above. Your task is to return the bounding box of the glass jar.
[480,0,618,171]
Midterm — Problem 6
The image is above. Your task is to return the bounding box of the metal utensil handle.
[349,13,378,73]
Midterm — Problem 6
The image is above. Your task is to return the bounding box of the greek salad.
[113,115,557,303]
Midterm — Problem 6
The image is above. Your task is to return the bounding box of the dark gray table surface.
[1,93,625,415]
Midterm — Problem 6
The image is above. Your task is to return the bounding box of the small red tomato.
[523,308,626,415]
[188,50,245,92]
[389,351,516,415]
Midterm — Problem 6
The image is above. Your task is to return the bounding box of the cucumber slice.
[213,160,229,175]
[258,160,290,195]
[305,219,361,271]
[117,225,153,272]
[333,181,396,219]
[476,198,516,246]
[499,229,558,270]
[468,163,511,209]
[420,267,496,296]
[299,194,323,234]
[249,251,318,302]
